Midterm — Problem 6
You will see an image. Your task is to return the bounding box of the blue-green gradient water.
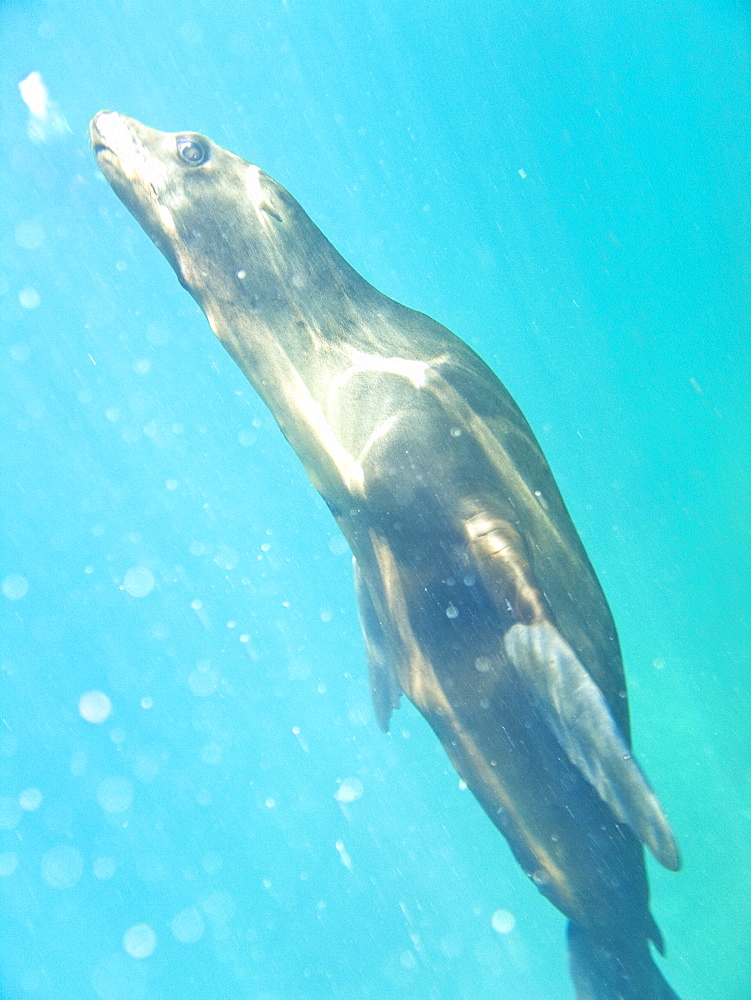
[2,3,749,998]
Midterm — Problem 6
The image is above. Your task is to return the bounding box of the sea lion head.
[89,112,361,322]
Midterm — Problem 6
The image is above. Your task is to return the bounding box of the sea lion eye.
[176,135,208,166]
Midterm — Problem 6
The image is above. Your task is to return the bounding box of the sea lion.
[90,111,682,1000]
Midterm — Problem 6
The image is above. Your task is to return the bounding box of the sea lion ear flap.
[503,620,680,872]
[353,558,402,731]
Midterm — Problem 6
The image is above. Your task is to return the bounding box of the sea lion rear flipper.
[353,556,402,731]
[567,921,680,1000]
[465,513,680,871]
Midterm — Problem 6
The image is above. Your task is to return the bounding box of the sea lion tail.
[567,922,681,1000]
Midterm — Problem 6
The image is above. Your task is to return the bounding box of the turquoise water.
[2,2,749,998]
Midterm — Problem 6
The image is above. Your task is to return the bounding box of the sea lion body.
[90,112,681,999]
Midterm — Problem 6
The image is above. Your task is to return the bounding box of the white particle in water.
[19,787,42,811]
[201,891,236,924]
[213,544,238,570]
[121,567,155,598]
[41,844,84,889]
[335,840,352,870]
[0,797,22,830]
[123,923,156,959]
[96,777,133,814]
[79,691,112,723]
[188,663,218,697]
[146,322,169,346]
[15,220,45,249]
[334,777,364,804]
[0,851,19,877]
[18,286,40,309]
[10,343,31,362]
[92,952,147,1000]
[2,574,29,600]
[491,908,516,934]
[93,857,116,880]
[328,534,349,555]
[201,851,222,874]
[238,428,256,446]
[440,933,463,958]
[132,755,159,782]
[171,907,204,944]
[70,751,88,776]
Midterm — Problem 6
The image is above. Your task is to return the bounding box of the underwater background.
[2,2,749,998]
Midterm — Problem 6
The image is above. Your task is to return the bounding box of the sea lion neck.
[90,110,384,360]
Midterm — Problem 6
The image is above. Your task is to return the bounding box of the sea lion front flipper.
[465,513,680,872]
[504,620,680,871]
[353,556,402,732]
